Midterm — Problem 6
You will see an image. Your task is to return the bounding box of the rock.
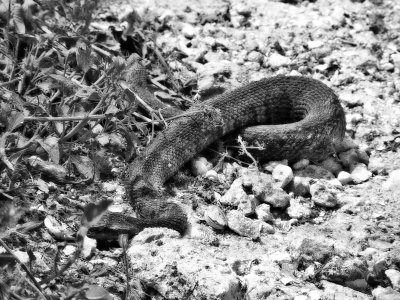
[241,169,290,208]
[197,60,233,92]
[356,149,370,165]
[351,163,372,184]
[262,159,288,173]
[267,52,291,68]
[128,228,243,299]
[321,280,372,300]
[383,169,400,191]
[292,159,309,170]
[294,165,335,180]
[272,164,293,188]
[204,205,227,230]
[257,221,275,234]
[321,256,368,283]
[297,238,335,265]
[337,171,353,185]
[368,157,387,175]
[255,203,273,222]
[286,198,312,220]
[310,180,339,208]
[226,210,261,239]
[205,170,218,181]
[237,195,259,216]
[372,287,400,300]
[247,51,263,62]
[339,148,359,170]
[307,40,324,49]
[320,157,343,176]
[219,178,249,207]
[289,176,310,196]
[191,156,212,176]
[385,269,400,291]
[181,23,196,39]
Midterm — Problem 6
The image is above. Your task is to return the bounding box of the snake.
[87,60,346,240]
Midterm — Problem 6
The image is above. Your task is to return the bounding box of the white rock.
[226,210,261,239]
[263,159,288,173]
[287,198,312,219]
[383,169,400,191]
[337,171,353,185]
[272,164,293,188]
[267,53,291,68]
[191,156,212,176]
[181,23,196,39]
[205,170,218,181]
[255,203,273,222]
[307,40,324,49]
[351,163,372,184]
[385,269,400,291]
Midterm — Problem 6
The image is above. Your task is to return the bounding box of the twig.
[24,115,106,122]
[120,82,159,119]
[237,136,258,167]
[0,77,20,87]
[0,239,49,300]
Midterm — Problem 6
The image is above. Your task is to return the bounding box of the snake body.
[88,75,345,240]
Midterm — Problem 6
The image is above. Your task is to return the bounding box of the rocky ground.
[2,0,400,299]
[108,0,400,299]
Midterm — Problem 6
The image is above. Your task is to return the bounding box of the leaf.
[85,285,113,300]
[76,41,92,73]
[7,111,25,132]
[33,178,49,194]
[13,4,25,34]
[37,136,60,164]
[69,155,94,180]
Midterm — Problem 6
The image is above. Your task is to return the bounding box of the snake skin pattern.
[88,73,345,240]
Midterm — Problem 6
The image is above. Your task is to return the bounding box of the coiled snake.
[88,64,346,240]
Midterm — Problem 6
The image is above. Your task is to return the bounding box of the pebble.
[351,163,372,184]
[226,210,261,239]
[310,180,339,208]
[292,158,309,170]
[339,148,359,170]
[191,156,213,176]
[204,205,227,230]
[262,159,288,173]
[219,178,248,207]
[247,51,263,62]
[267,52,291,68]
[382,169,400,191]
[320,157,343,176]
[237,195,258,216]
[205,170,218,181]
[289,176,310,196]
[181,23,196,39]
[385,269,400,291]
[255,203,273,222]
[372,286,400,300]
[272,164,293,188]
[337,171,353,185]
[286,198,312,219]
